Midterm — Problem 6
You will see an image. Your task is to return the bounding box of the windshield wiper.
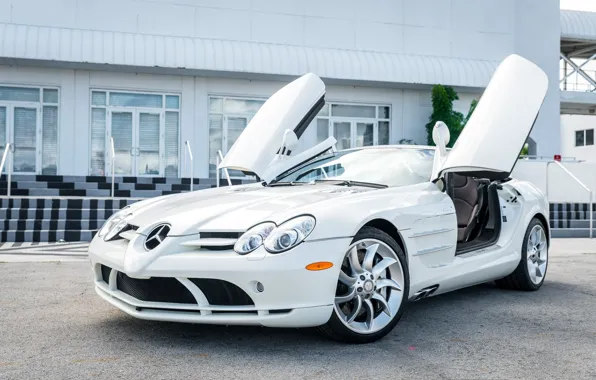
[314,180,387,189]
[267,181,309,187]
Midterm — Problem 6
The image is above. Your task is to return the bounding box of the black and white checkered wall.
[0,174,593,242]
[1,198,139,242]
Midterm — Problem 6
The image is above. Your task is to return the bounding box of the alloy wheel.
[333,239,405,334]
[526,224,548,285]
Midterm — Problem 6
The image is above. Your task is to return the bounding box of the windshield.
[273,147,435,187]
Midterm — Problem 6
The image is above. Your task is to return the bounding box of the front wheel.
[318,227,409,343]
[495,218,548,291]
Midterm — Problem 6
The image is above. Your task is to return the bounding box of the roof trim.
[561,9,596,41]
[0,22,497,88]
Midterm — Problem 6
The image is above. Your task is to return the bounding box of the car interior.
[445,173,502,254]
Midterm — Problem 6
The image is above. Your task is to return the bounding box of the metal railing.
[184,141,194,192]
[519,155,579,162]
[216,150,232,187]
[109,137,115,198]
[0,143,13,197]
[546,160,593,239]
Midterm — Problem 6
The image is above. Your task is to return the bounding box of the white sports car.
[88,54,550,343]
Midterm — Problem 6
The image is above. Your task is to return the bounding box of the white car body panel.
[437,54,548,180]
[88,55,551,330]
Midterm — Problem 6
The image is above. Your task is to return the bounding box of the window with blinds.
[316,103,392,148]
[0,85,59,174]
[90,90,180,177]
[207,98,392,178]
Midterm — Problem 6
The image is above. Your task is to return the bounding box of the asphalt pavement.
[1,239,595,379]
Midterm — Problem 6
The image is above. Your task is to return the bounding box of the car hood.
[126,184,374,236]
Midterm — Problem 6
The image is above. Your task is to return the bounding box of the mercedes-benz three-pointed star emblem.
[144,224,170,250]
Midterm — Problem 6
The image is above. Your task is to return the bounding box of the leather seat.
[448,173,483,242]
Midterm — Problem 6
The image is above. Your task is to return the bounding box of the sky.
[560,0,596,11]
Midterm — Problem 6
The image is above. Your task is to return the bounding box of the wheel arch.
[359,218,407,260]
[533,212,550,245]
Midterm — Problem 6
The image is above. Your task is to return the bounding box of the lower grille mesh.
[190,278,254,306]
[100,265,111,284]
[117,272,196,304]
[99,265,254,307]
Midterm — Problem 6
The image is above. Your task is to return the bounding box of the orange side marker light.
[305,262,333,271]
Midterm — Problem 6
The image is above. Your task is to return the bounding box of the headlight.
[264,215,316,253]
[97,208,131,241]
[234,222,276,255]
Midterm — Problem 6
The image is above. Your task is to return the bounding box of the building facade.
[0,0,560,179]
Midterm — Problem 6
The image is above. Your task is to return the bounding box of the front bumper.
[89,234,350,328]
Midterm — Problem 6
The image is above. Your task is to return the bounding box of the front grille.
[199,232,242,239]
[99,265,254,307]
[190,279,254,306]
[100,265,111,284]
[117,272,196,304]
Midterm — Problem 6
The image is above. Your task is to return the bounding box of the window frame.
[89,89,181,177]
[575,128,595,147]
[315,101,392,149]
[208,95,267,179]
[0,84,60,175]
[208,96,392,179]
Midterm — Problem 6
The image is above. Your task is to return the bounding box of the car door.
[219,73,336,184]
[413,54,548,268]
[434,54,549,181]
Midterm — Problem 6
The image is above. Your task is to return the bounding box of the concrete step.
[0,174,246,186]
[5,219,107,230]
[550,219,595,229]
[0,180,213,192]
[0,208,120,220]
[0,198,137,209]
[551,228,595,238]
[549,211,593,220]
[1,229,96,242]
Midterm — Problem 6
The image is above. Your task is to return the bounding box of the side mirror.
[432,121,450,150]
[430,121,450,180]
[279,129,298,155]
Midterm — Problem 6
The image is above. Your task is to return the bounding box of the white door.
[0,104,41,174]
[136,111,163,176]
[108,109,164,176]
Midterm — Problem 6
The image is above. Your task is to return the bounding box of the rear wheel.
[318,227,409,343]
[495,218,548,291]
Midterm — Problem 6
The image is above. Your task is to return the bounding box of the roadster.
[88,54,550,343]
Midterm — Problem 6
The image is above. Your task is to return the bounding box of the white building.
[0,0,561,180]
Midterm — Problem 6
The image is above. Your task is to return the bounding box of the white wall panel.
[302,0,356,20]
[354,0,404,24]
[482,0,515,34]
[89,72,183,92]
[354,22,403,54]
[251,0,304,15]
[195,7,251,41]
[72,70,89,175]
[304,17,354,50]
[0,2,10,23]
[75,0,139,34]
[251,13,304,45]
[404,0,450,29]
[136,2,195,37]
[403,26,450,57]
[11,0,77,28]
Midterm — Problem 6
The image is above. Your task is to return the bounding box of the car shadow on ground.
[91,279,566,355]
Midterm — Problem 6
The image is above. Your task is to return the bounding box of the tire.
[318,226,410,344]
[495,217,548,291]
